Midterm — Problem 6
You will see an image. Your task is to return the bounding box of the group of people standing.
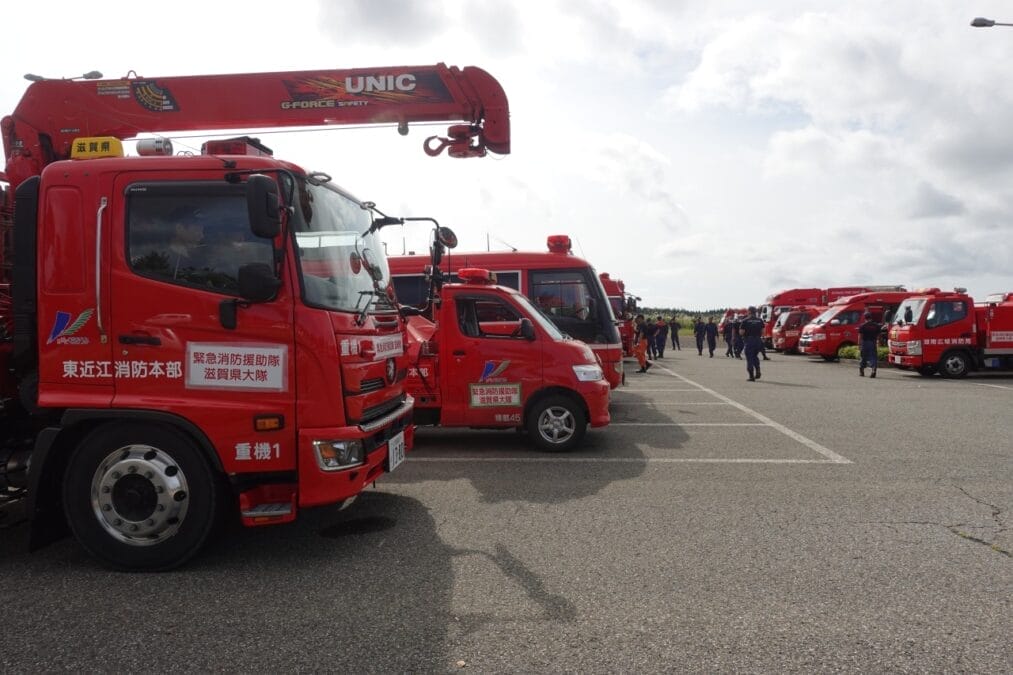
[632,308,769,381]
[630,307,884,383]
[631,315,682,373]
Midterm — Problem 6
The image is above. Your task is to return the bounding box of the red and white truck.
[385,223,610,451]
[888,289,1013,377]
[0,64,510,570]
[389,236,625,389]
[770,305,826,353]
[798,290,916,361]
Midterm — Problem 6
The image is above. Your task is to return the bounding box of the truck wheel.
[527,394,586,452]
[62,423,220,571]
[939,351,969,379]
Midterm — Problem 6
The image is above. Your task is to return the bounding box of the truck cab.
[404,268,610,452]
[771,305,825,353]
[888,289,1013,377]
[799,291,914,360]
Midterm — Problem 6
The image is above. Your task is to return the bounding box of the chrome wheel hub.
[90,445,190,546]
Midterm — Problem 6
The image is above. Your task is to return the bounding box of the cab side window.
[925,301,968,329]
[455,296,522,338]
[127,192,273,295]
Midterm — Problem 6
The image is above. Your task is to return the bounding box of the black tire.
[938,351,970,379]
[526,394,587,452]
[62,422,220,571]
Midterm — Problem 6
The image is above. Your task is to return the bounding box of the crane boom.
[1,63,510,188]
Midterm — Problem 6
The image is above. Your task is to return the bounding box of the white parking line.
[407,456,839,464]
[611,402,730,406]
[966,382,1013,391]
[653,364,852,464]
[614,388,710,392]
[612,422,766,427]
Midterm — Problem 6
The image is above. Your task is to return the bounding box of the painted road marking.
[653,363,851,464]
[611,422,766,427]
[611,401,731,406]
[408,457,841,464]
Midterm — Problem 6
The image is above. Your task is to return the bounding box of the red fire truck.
[599,272,638,357]
[383,223,609,451]
[888,289,1013,377]
[389,236,624,389]
[0,64,510,570]
[770,305,826,353]
[760,286,902,348]
[798,291,916,360]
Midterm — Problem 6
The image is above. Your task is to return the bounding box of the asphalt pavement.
[1,349,1010,672]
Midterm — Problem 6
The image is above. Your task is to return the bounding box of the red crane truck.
[770,305,826,353]
[798,290,916,361]
[388,236,625,389]
[0,64,510,570]
[887,289,1013,377]
[599,272,639,357]
[379,222,609,451]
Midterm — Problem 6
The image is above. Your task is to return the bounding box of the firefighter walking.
[740,306,766,382]
[858,311,881,378]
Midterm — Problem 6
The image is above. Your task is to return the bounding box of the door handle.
[452,350,466,356]
[118,334,162,346]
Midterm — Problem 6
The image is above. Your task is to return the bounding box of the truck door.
[441,291,541,427]
[109,179,297,474]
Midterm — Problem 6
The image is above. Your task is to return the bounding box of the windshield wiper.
[355,290,383,326]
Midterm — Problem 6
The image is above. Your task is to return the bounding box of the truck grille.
[360,395,405,425]
[359,377,385,394]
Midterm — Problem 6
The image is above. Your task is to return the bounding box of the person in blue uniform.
[857,311,881,378]
[669,317,681,350]
[704,317,719,357]
[693,318,706,355]
[739,306,766,381]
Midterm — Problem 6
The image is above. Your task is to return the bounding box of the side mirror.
[361,248,384,282]
[238,262,281,303]
[246,174,281,239]
[829,319,841,326]
[519,317,536,341]
[437,226,458,249]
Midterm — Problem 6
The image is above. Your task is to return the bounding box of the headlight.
[907,340,922,356]
[573,364,604,382]
[312,439,364,471]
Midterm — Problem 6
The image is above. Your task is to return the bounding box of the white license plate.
[890,354,901,364]
[387,431,405,472]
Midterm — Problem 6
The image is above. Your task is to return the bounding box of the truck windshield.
[810,308,838,326]
[514,293,565,340]
[894,299,926,325]
[285,176,391,313]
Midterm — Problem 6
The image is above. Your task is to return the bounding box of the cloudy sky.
[2,1,1011,309]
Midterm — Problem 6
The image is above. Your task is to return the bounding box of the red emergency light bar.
[202,136,273,157]
[458,268,497,284]
[547,235,572,254]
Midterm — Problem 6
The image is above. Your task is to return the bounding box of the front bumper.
[297,396,415,507]
[581,379,611,427]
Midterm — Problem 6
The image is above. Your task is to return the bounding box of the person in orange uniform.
[633,314,653,373]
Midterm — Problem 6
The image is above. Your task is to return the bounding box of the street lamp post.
[971,17,1013,27]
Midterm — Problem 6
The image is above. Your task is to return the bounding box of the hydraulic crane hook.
[423,124,487,158]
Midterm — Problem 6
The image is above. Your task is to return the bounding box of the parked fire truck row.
[760,286,1013,377]
[0,64,597,571]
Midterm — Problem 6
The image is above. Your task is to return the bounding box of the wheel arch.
[523,386,587,427]
[24,409,225,549]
